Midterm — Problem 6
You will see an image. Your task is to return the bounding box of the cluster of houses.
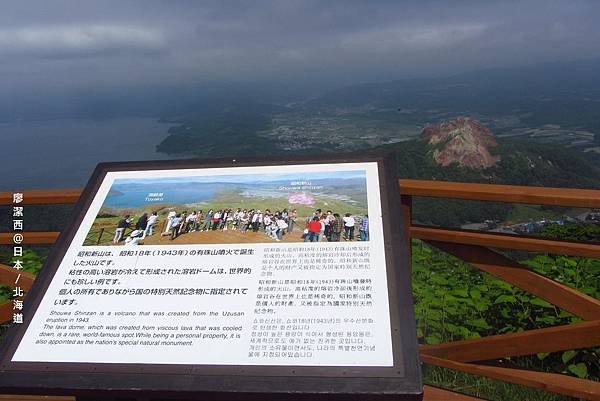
[463,210,600,235]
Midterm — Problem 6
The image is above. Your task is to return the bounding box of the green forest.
[413,224,600,400]
[388,138,600,227]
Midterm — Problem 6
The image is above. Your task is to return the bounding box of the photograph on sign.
[11,161,394,368]
[84,169,369,246]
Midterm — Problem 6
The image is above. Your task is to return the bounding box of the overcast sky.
[1,0,600,94]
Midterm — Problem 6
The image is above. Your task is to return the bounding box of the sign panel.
[0,154,422,400]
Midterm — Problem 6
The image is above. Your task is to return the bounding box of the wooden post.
[96,228,104,245]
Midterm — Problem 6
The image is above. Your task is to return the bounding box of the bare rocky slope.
[420,117,500,168]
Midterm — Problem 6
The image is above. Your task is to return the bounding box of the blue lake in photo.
[105,183,224,208]
[102,173,367,209]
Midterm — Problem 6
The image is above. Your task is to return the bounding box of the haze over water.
[0,117,176,190]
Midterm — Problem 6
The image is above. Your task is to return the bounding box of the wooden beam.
[0,264,35,290]
[0,232,60,245]
[427,241,600,320]
[0,301,13,324]
[423,385,484,400]
[412,226,600,258]
[0,189,82,206]
[421,354,600,401]
[399,179,600,209]
[420,320,600,362]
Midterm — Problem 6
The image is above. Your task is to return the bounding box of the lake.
[105,182,224,208]
[0,117,179,190]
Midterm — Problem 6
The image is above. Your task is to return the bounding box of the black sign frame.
[0,152,422,400]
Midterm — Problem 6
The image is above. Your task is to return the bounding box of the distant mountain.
[374,118,600,226]
[306,58,600,114]
[385,121,600,189]
[303,58,600,146]
[151,58,600,159]
[421,117,500,168]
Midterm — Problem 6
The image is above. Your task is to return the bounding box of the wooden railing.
[0,180,599,401]
[400,180,600,401]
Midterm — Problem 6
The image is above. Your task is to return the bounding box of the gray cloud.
[0,24,166,58]
[0,0,599,94]
[340,23,489,52]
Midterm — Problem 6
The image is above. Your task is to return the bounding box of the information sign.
[0,153,422,400]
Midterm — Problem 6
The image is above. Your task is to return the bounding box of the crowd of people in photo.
[112,211,158,245]
[111,207,369,245]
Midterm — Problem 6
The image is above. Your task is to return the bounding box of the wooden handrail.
[0,188,81,206]
[420,319,600,362]
[411,226,600,258]
[399,179,600,208]
[0,232,60,245]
